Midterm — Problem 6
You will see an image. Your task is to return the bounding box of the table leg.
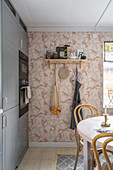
[83,139,91,170]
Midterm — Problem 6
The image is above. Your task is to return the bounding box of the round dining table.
[77,116,113,170]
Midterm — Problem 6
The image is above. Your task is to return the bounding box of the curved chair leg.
[74,134,80,170]
[91,148,104,169]
[91,149,96,170]
[74,142,80,170]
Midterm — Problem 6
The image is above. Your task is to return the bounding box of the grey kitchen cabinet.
[2,1,29,170]
[19,112,28,158]
[3,0,19,110]
[3,106,20,170]
[3,44,18,110]
[3,1,19,49]
[0,112,3,170]
[19,23,28,56]
[0,0,3,170]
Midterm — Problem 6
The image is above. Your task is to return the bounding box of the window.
[103,41,113,108]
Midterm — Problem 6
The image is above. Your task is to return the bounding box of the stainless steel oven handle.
[20,86,27,90]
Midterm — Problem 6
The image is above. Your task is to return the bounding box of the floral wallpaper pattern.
[28,32,113,142]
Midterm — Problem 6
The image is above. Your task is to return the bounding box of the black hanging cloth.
[70,68,83,129]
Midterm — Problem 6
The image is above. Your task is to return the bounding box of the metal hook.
[76,64,78,75]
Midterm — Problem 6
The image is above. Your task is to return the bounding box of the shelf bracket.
[80,61,82,69]
[49,60,51,69]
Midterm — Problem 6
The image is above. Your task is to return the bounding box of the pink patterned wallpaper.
[28,32,113,142]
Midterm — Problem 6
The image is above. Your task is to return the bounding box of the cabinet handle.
[3,97,7,111]
[21,38,23,49]
[23,127,27,130]
[3,114,7,128]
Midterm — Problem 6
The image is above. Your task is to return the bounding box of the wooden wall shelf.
[44,59,87,69]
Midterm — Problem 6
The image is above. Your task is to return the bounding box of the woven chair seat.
[102,162,113,170]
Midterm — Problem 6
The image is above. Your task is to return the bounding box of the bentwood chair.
[92,133,113,170]
[74,104,99,170]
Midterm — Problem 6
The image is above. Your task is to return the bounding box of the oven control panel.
[19,78,28,86]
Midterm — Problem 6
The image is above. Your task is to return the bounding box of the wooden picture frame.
[104,41,113,62]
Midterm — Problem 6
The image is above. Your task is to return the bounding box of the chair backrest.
[74,104,99,126]
[92,133,113,170]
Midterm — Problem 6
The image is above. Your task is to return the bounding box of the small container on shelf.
[56,46,67,59]
[46,50,52,59]
[81,56,86,59]
[77,49,83,59]
[53,52,58,59]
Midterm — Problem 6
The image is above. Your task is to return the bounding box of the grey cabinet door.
[19,26,28,55]
[19,112,28,157]
[0,114,3,170]
[3,1,19,110]
[3,3,18,48]
[3,45,18,110]
[3,106,19,170]
[0,0,3,169]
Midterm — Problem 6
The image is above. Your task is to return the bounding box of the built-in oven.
[19,51,29,117]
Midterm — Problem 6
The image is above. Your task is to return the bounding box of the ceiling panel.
[10,0,113,31]
[97,0,113,27]
[25,0,74,27]
[68,0,110,27]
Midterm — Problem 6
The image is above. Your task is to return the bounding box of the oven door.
[19,51,28,79]
[19,86,28,117]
